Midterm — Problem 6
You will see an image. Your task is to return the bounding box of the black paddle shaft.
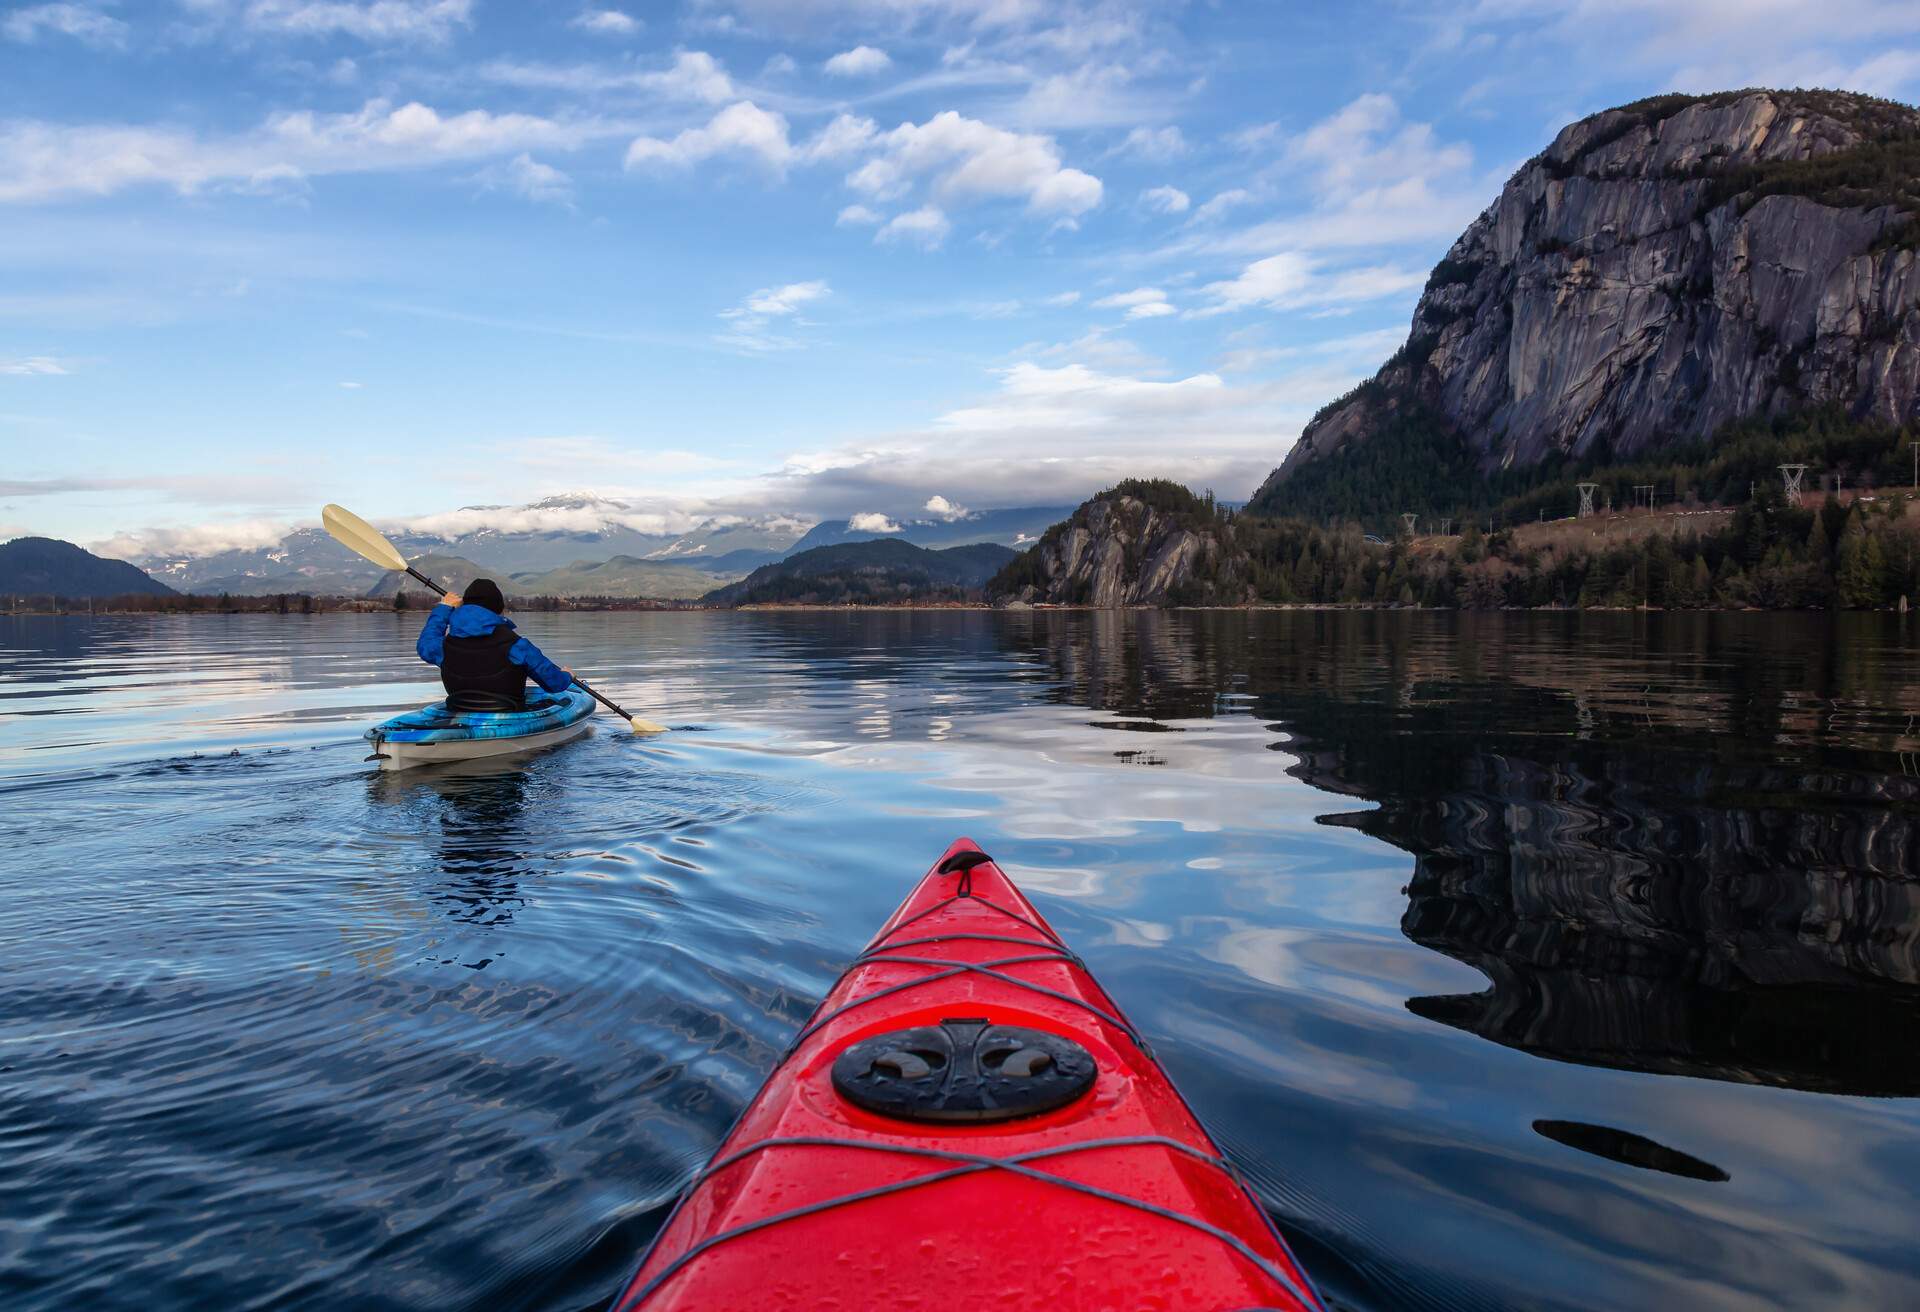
[407,565,638,722]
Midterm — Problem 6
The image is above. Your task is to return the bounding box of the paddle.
[321,503,667,734]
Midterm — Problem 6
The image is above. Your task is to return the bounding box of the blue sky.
[3,0,1918,556]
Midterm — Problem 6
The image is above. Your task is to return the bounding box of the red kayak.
[611,839,1321,1312]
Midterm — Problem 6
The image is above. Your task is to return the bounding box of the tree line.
[1219,487,1920,609]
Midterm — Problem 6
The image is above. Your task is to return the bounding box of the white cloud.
[236,0,475,44]
[0,98,608,204]
[1229,121,1280,152]
[1139,184,1189,214]
[690,0,1098,41]
[738,352,1356,515]
[717,278,830,350]
[1192,187,1252,223]
[1013,62,1162,130]
[1292,94,1470,206]
[0,355,70,375]
[875,205,951,249]
[338,380,362,388]
[763,52,796,75]
[625,101,793,173]
[474,153,574,207]
[2,3,126,48]
[804,113,879,162]
[847,511,902,532]
[1215,326,1405,375]
[924,494,968,519]
[90,517,297,561]
[1034,328,1162,373]
[1475,0,1920,99]
[398,487,724,540]
[1170,96,1483,259]
[570,7,640,36]
[479,50,735,102]
[730,280,830,319]
[1041,291,1080,306]
[600,104,1100,242]
[836,203,882,225]
[824,44,892,76]
[1093,287,1173,321]
[1197,252,1426,315]
[1113,125,1186,161]
[848,110,1101,216]
[939,362,1224,433]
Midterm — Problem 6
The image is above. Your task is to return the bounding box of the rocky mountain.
[364,554,512,600]
[989,481,1246,606]
[784,505,1074,555]
[1254,89,1920,520]
[1,537,180,598]
[704,539,1016,606]
[134,495,812,594]
[644,514,817,566]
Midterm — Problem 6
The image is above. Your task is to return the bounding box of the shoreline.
[6,600,1913,617]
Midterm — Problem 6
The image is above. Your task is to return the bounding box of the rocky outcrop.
[1254,90,1920,510]
[990,484,1244,606]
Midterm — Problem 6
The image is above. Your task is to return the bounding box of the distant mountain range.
[703,539,1018,606]
[135,495,811,596]
[2,537,179,598]
[118,493,1074,599]
[359,551,741,602]
[784,506,1071,555]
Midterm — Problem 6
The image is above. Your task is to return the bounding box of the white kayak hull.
[372,718,592,770]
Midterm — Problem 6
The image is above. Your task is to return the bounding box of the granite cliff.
[989,481,1245,606]
[1253,89,1920,518]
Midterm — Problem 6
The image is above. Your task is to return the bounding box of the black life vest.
[439,623,528,711]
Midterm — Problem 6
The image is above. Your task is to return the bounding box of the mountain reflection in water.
[4,609,1918,1311]
[1007,609,1920,1094]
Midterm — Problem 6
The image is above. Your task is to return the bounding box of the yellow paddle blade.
[321,503,407,572]
[626,717,669,734]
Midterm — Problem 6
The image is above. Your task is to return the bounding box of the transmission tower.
[1401,512,1418,538]
[1634,483,1655,511]
[1779,463,1809,507]
[1577,482,1598,518]
[1438,518,1453,536]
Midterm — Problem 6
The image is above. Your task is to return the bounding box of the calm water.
[3,610,1917,1311]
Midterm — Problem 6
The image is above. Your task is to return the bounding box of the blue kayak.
[364,687,596,770]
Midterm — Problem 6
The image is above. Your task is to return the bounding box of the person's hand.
[441,591,462,607]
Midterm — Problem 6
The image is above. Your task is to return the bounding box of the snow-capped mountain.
[783,506,1074,556]
[123,494,1075,595]
[136,495,815,594]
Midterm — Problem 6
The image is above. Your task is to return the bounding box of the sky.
[3,0,1919,557]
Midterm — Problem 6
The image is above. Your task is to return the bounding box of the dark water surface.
[3,610,1917,1311]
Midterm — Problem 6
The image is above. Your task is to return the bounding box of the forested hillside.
[989,480,1920,610]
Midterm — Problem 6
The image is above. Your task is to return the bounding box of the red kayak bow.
[612,839,1321,1311]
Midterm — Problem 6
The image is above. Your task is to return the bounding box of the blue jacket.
[416,603,573,695]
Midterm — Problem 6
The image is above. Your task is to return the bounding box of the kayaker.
[415,578,572,712]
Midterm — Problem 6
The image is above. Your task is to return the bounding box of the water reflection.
[1532,1121,1730,1182]
[6,610,1920,1312]
[1004,610,1920,1094]
[373,764,537,944]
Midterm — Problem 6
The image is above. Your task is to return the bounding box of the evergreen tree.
[1837,516,1886,608]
